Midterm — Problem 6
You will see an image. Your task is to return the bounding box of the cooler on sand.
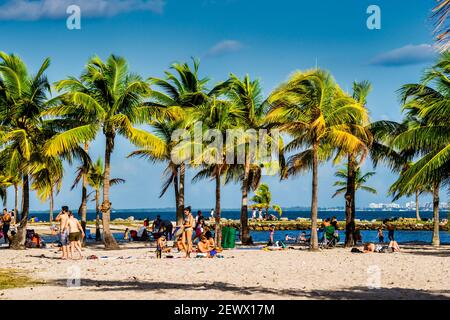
[221,227,235,249]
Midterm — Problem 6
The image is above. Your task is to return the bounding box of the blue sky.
[0,0,444,210]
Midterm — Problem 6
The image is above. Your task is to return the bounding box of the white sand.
[1,243,449,300]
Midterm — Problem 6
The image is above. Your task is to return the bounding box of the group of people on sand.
[55,206,85,260]
[154,206,221,259]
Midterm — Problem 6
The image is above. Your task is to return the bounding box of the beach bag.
[351,248,363,253]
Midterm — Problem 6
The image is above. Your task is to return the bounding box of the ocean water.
[26,208,449,222]
[27,208,449,245]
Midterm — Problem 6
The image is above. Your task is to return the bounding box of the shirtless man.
[63,211,85,260]
[198,236,217,258]
[55,206,70,259]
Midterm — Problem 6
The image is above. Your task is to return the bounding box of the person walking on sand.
[64,211,85,260]
[182,206,195,258]
[55,206,70,259]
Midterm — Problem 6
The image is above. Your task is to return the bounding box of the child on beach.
[267,225,275,246]
[156,235,166,258]
[377,227,384,243]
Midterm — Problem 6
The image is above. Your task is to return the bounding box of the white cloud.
[369,44,437,67]
[206,40,244,57]
[0,0,165,20]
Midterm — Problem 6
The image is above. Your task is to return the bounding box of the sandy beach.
[1,242,449,300]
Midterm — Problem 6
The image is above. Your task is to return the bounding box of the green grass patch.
[0,269,43,290]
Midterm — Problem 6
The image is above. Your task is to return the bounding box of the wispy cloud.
[0,0,165,20]
[206,40,244,58]
[369,44,437,67]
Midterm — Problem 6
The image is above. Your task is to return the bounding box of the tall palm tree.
[268,69,368,250]
[147,59,229,224]
[341,81,372,247]
[332,166,377,198]
[191,98,244,244]
[391,52,450,246]
[226,74,267,244]
[30,155,64,222]
[128,119,185,223]
[0,52,53,249]
[85,157,125,241]
[45,55,165,249]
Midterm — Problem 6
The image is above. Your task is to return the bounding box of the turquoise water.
[27,208,449,222]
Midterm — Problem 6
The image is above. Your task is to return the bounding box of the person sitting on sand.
[388,240,401,252]
[156,235,170,258]
[176,235,185,253]
[297,231,309,243]
[63,211,85,260]
[363,242,382,253]
[123,228,130,241]
[198,236,217,258]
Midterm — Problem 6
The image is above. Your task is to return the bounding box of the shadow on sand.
[48,278,450,300]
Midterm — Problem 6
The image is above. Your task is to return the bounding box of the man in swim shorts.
[64,211,85,260]
[55,206,70,259]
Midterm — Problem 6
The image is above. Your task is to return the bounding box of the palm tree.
[85,158,125,241]
[250,183,283,218]
[191,98,244,244]
[332,166,377,198]
[45,55,165,249]
[128,119,185,223]
[30,155,64,222]
[268,69,368,250]
[340,81,373,247]
[391,52,450,246]
[0,52,53,249]
[226,74,267,244]
[147,59,229,224]
[432,0,450,51]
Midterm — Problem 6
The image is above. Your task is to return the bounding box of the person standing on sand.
[182,206,195,258]
[55,206,70,259]
[210,209,215,220]
[252,208,257,221]
[64,211,85,260]
[2,209,11,244]
[377,227,384,243]
[386,221,395,241]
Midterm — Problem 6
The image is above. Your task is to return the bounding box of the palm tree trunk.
[95,189,101,241]
[101,134,119,249]
[415,190,421,221]
[240,153,251,244]
[173,166,180,225]
[432,182,440,246]
[344,154,356,247]
[80,142,89,240]
[10,174,30,250]
[177,163,185,226]
[310,142,319,251]
[214,167,222,247]
[13,183,18,224]
[49,187,54,222]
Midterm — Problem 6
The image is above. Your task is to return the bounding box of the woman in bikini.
[182,206,195,258]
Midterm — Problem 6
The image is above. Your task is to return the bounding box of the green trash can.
[221,227,235,249]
